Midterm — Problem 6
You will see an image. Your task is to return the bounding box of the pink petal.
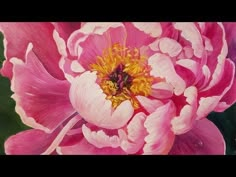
[148,53,186,95]
[176,59,200,78]
[223,22,236,63]
[203,23,228,91]
[66,23,125,68]
[132,23,162,37]
[196,65,211,90]
[82,124,121,148]
[143,101,176,154]
[11,43,75,133]
[70,71,134,129]
[150,82,174,99]
[171,86,198,135]
[78,26,126,69]
[136,96,164,114]
[0,22,64,80]
[124,23,157,48]
[120,112,147,154]
[42,117,80,154]
[169,119,225,155]
[175,59,200,86]
[159,37,182,57]
[58,133,126,155]
[5,129,58,155]
[197,59,235,119]
[52,22,81,41]
[214,78,236,112]
[174,23,204,58]
[66,23,120,56]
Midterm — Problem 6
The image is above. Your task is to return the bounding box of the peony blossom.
[0,22,235,155]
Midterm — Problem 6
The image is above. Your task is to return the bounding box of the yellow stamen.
[90,43,153,109]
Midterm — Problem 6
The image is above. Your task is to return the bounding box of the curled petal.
[143,101,176,154]
[70,71,134,129]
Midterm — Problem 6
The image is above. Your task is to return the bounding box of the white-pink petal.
[143,101,176,154]
[136,96,164,114]
[70,71,134,129]
[120,112,147,154]
[82,124,121,148]
[171,86,198,135]
[174,22,204,58]
[133,22,162,37]
[148,53,186,95]
[150,82,174,99]
[159,37,182,57]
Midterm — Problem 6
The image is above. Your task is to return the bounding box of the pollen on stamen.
[90,43,153,109]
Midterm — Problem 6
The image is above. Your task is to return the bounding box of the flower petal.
[57,132,125,155]
[214,78,236,112]
[82,124,121,148]
[174,22,204,58]
[120,112,147,154]
[124,23,157,48]
[169,119,225,155]
[148,53,186,95]
[70,71,134,129]
[136,96,164,114]
[203,23,228,91]
[159,37,182,57]
[52,22,81,41]
[197,59,235,119]
[11,43,75,133]
[171,86,198,135]
[223,22,236,63]
[5,129,58,155]
[42,116,80,154]
[143,101,176,154]
[0,22,64,80]
[150,82,174,99]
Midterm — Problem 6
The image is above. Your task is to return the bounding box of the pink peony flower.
[1,22,235,155]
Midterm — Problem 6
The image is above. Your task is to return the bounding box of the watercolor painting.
[0,22,235,155]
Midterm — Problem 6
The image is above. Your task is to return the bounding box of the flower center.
[90,43,153,109]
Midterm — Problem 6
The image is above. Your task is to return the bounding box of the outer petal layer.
[11,43,75,133]
[169,119,225,155]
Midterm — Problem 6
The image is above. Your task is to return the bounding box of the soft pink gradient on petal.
[5,129,58,155]
[169,119,225,155]
[214,78,236,112]
[197,59,235,119]
[223,22,236,63]
[58,131,126,155]
[11,43,75,133]
[174,23,204,58]
[136,96,164,114]
[82,124,121,148]
[159,37,182,57]
[150,82,174,99]
[148,53,186,95]
[171,86,198,135]
[67,23,124,57]
[42,116,80,154]
[124,23,157,48]
[52,22,81,41]
[70,71,134,130]
[143,101,176,154]
[77,26,126,69]
[176,59,200,86]
[120,112,147,154]
[203,23,228,91]
[0,22,64,80]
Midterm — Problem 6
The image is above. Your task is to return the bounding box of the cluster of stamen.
[90,43,153,109]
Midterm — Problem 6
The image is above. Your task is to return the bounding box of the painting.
[0,22,235,155]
